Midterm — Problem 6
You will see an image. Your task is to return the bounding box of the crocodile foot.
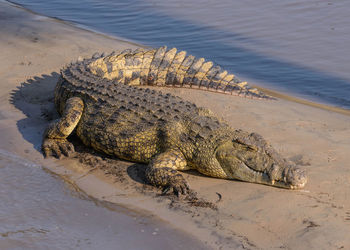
[162,173,190,196]
[42,138,75,158]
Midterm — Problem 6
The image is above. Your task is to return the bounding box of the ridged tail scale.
[87,46,273,99]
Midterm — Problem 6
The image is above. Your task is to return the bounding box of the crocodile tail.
[157,47,273,99]
[86,47,274,99]
[147,46,167,85]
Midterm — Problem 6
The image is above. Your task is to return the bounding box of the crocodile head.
[215,132,307,189]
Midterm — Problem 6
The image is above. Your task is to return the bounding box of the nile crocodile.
[42,46,307,194]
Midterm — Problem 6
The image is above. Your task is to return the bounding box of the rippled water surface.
[0,150,205,250]
[9,0,350,109]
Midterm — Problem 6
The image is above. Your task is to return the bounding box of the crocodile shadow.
[10,72,60,153]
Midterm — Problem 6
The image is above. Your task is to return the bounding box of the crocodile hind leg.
[42,97,84,158]
[145,149,191,196]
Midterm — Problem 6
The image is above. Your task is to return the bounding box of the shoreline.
[254,86,350,116]
[4,0,148,49]
[5,0,350,115]
[1,1,350,249]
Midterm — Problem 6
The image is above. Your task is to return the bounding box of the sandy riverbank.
[1,1,350,249]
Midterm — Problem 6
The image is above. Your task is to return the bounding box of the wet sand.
[1,1,350,249]
[0,150,207,250]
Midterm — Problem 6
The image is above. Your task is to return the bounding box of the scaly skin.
[42,47,307,195]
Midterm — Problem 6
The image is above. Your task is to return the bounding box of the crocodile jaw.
[250,165,307,189]
[233,161,308,189]
[215,140,308,189]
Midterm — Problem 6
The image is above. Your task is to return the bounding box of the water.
[0,150,205,250]
[7,0,350,109]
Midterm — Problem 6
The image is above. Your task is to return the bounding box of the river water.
[8,0,350,109]
[0,150,205,249]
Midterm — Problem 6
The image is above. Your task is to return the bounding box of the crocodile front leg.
[42,97,84,158]
[145,149,191,196]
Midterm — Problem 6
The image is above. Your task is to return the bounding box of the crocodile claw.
[42,138,75,158]
[162,174,190,196]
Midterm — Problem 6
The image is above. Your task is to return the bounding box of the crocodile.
[42,46,307,195]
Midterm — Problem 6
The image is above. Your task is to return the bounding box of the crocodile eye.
[247,145,258,151]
